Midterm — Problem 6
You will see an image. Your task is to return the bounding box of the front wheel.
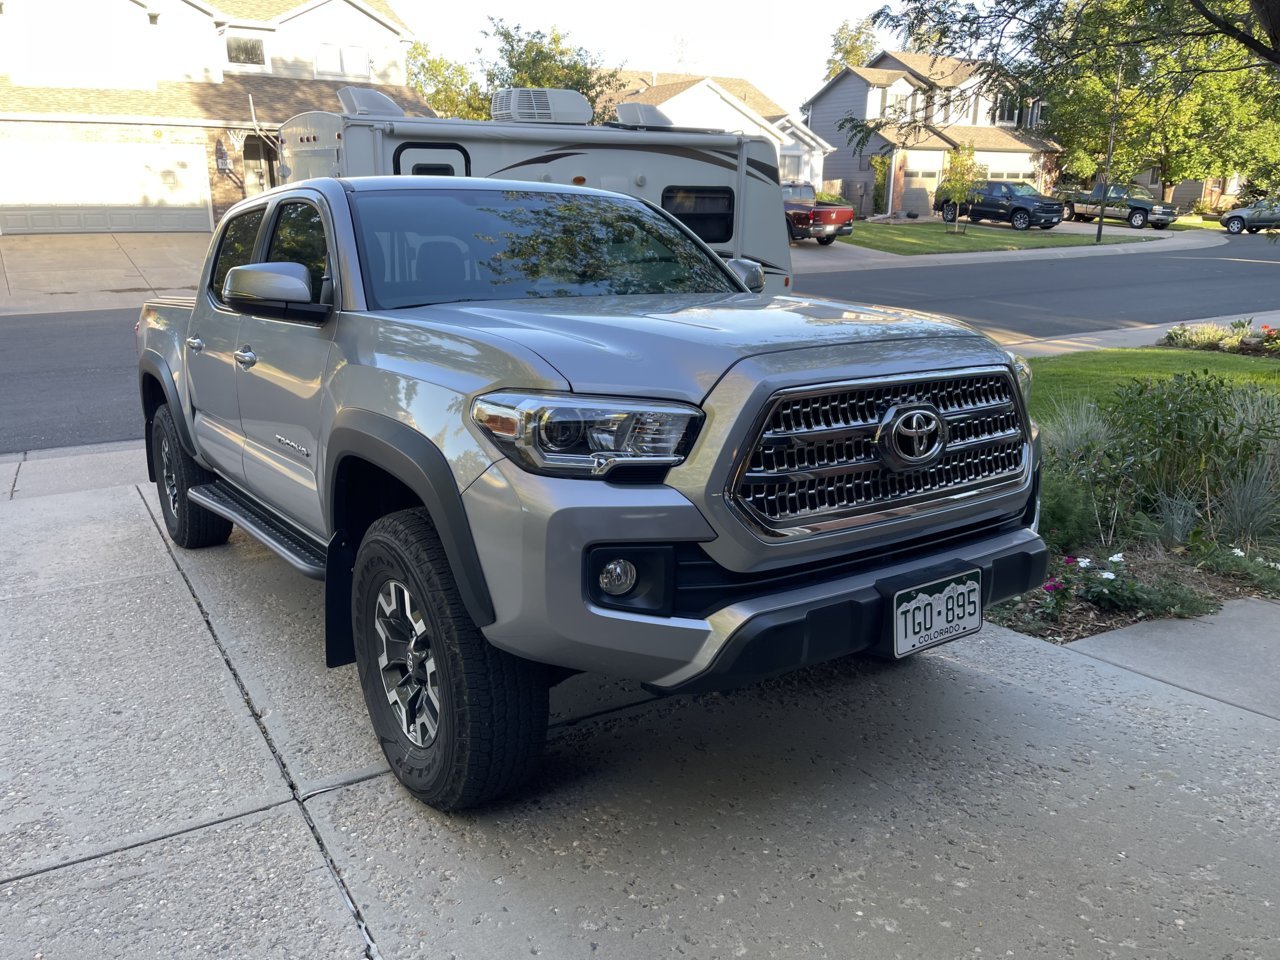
[1063,203,1076,222]
[1011,209,1031,231]
[817,235,836,245]
[150,404,232,549]
[941,203,957,223]
[1128,208,1148,229]
[1224,217,1245,235]
[353,508,549,811]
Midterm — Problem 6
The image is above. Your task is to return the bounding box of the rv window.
[210,208,265,304]
[660,186,734,244]
[411,164,455,176]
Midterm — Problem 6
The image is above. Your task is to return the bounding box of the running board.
[187,482,326,579]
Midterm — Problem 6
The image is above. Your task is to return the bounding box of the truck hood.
[403,292,999,403]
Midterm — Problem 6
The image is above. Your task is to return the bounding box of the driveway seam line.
[7,452,25,500]
[0,799,292,888]
[111,233,156,298]
[1067,646,1280,722]
[135,485,386,960]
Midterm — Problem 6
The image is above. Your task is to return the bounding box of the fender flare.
[138,349,197,479]
[326,410,496,630]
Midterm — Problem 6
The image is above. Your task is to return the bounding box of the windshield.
[1007,183,1039,196]
[352,188,741,309]
[1126,184,1154,200]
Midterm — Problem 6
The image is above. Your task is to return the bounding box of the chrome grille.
[733,370,1028,533]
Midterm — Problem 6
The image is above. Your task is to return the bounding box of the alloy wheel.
[375,579,441,747]
[160,436,180,517]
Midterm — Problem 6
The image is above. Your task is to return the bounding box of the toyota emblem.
[878,405,947,470]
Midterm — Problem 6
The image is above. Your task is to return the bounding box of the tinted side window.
[266,201,329,303]
[210,208,264,303]
[661,186,734,244]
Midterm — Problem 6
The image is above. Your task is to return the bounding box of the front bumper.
[1147,210,1179,225]
[1031,209,1063,225]
[463,458,1044,693]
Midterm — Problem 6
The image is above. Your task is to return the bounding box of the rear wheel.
[969,214,983,224]
[1038,223,1056,230]
[150,404,232,549]
[1011,209,1031,231]
[353,508,549,811]
[1128,208,1148,229]
[1224,217,1246,235]
[1151,223,1168,230]
[1246,226,1261,234]
[817,235,836,245]
[1063,203,1076,222]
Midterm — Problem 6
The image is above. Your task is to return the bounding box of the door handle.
[233,346,258,368]
[185,336,204,352]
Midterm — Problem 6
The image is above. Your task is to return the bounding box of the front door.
[186,205,266,483]
[236,198,336,537]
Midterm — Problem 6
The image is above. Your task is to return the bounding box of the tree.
[825,17,878,80]
[405,19,624,122]
[935,146,985,233]
[406,42,487,119]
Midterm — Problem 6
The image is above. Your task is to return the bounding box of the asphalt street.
[793,231,1280,335]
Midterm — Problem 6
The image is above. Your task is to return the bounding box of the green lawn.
[1027,348,1280,421]
[839,220,1150,255]
[1167,215,1225,232]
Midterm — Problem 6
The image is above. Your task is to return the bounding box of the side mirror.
[726,258,766,294]
[223,263,329,322]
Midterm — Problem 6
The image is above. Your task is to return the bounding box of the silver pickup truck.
[137,176,1045,810]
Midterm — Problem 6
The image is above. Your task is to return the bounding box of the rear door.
[186,206,266,483]
[235,197,337,537]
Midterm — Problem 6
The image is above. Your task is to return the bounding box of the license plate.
[893,570,982,657]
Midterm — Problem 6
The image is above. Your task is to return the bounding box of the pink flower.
[1043,578,1064,592]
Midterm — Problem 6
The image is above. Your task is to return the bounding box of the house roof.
[208,0,411,32]
[872,51,978,88]
[845,67,921,88]
[613,70,787,119]
[876,123,955,150]
[0,73,432,125]
[936,125,1058,152]
[619,78,703,106]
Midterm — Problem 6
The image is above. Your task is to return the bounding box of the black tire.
[1151,223,1168,230]
[817,235,836,245]
[151,404,232,549]
[1011,209,1031,231]
[1128,208,1148,229]
[941,203,957,223]
[1038,223,1056,230]
[353,508,549,811]
[1224,217,1245,235]
[1063,203,1076,222]
[1247,226,1261,234]
[969,214,983,224]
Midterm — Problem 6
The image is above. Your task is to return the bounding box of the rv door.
[392,143,471,177]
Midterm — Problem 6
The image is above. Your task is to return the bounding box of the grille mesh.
[734,372,1027,530]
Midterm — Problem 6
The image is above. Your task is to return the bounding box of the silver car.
[1220,199,1280,234]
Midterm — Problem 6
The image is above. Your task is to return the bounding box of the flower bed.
[1163,319,1280,357]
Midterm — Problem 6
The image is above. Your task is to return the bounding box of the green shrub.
[1039,466,1097,552]
[816,190,846,204]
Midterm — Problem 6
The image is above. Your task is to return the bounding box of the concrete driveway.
[3,443,1277,958]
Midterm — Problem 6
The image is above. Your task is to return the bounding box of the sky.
[390,0,891,117]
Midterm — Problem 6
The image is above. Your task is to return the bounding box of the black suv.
[934,180,1064,230]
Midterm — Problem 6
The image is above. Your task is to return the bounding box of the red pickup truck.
[783,181,855,245]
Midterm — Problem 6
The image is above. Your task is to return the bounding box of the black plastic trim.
[138,349,196,460]
[649,532,1048,696]
[327,410,496,627]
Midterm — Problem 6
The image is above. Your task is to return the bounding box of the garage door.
[0,133,213,234]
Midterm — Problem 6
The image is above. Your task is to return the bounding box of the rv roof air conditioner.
[336,86,412,117]
[614,103,674,127]
[491,88,593,124]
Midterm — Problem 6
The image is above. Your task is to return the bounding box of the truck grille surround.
[730,368,1029,536]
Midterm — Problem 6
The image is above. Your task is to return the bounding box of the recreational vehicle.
[277,87,793,293]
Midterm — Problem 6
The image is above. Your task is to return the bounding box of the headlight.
[1006,351,1032,404]
[471,391,702,478]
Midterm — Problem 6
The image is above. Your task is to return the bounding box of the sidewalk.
[3,442,1277,957]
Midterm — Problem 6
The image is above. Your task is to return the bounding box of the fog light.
[598,559,638,596]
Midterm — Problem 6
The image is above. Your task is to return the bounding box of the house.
[613,71,834,190]
[0,0,429,234]
[802,51,1058,217]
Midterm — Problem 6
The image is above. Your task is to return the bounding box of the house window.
[1148,167,1161,186]
[661,186,734,244]
[316,43,370,79]
[858,155,871,172]
[995,96,1019,125]
[779,154,803,180]
[226,37,265,66]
